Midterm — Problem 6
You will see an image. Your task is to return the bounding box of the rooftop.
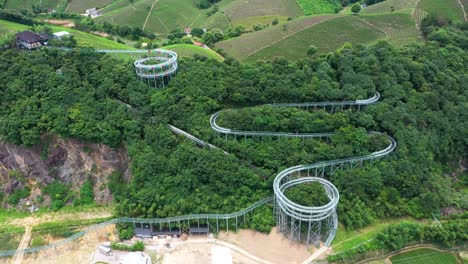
[53,31,71,37]
[16,31,44,43]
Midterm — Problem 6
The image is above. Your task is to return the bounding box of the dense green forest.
[0,19,466,238]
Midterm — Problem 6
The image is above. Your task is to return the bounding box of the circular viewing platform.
[133,49,178,80]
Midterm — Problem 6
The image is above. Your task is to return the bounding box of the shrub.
[307,45,318,55]
[111,241,144,251]
[351,3,361,14]
[191,28,205,37]
[31,236,46,247]
[44,182,71,211]
[7,188,30,206]
[116,223,134,240]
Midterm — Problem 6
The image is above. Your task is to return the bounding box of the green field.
[417,0,466,22]
[4,0,59,11]
[66,0,114,13]
[389,248,459,264]
[243,16,385,62]
[296,0,341,15]
[165,44,223,61]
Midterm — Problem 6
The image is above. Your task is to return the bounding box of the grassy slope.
[243,16,385,62]
[390,248,459,264]
[417,0,466,22]
[0,19,133,49]
[56,27,135,49]
[4,0,59,11]
[215,14,338,59]
[164,44,223,61]
[0,19,29,33]
[66,0,114,13]
[296,0,341,15]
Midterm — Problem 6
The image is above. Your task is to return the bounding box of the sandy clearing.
[161,242,258,264]
[44,19,75,28]
[218,227,312,264]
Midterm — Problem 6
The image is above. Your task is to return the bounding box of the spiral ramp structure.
[210,91,396,246]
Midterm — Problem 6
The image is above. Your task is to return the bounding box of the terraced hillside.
[217,11,425,62]
[360,12,424,47]
[222,0,303,28]
[95,0,302,34]
[96,0,230,34]
[215,14,339,60]
[242,16,385,63]
[361,0,420,14]
[417,0,466,21]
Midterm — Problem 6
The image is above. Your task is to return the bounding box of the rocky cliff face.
[0,136,130,208]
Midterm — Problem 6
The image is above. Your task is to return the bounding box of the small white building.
[53,31,71,39]
[86,7,102,18]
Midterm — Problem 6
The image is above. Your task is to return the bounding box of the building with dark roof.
[16,31,49,50]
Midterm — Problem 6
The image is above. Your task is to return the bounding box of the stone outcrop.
[0,135,130,208]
